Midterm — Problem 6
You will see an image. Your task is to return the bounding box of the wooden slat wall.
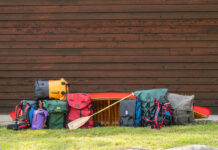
[0,0,218,114]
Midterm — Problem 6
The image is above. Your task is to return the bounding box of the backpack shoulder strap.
[15,103,22,125]
[23,104,31,126]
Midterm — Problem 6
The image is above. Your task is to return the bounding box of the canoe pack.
[166,93,195,125]
[43,100,68,129]
[7,100,38,130]
[34,78,69,101]
[67,93,94,128]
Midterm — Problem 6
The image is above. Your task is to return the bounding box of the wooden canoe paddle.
[68,92,135,130]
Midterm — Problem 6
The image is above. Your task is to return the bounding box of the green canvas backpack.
[43,100,68,129]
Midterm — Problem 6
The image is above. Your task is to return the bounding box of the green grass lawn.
[0,122,217,150]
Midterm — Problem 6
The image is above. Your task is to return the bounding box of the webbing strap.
[24,104,30,125]
[154,98,161,129]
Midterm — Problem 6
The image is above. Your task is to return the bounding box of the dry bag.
[34,78,69,100]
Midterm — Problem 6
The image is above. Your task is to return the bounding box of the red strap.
[154,98,160,130]
[24,104,30,125]
[15,104,22,124]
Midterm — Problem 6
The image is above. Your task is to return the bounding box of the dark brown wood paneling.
[0,48,218,56]
[0,0,218,5]
[0,0,217,114]
[1,5,218,13]
[0,20,217,28]
[0,26,218,34]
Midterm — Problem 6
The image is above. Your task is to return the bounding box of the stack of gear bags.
[34,78,69,129]
[7,78,69,130]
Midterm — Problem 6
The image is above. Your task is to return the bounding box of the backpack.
[134,89,168,127]
[135,99,142,127]
[32,109,48,130]
[142,98,173,129]
[7,100,38,130]
[67,93,94,129]
[21,100,38,126]
[43,100,68,129]
[34,78,69,101]
[119,100,136,127]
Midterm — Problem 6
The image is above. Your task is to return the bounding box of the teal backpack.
[134,89,168,127]
[43,100,68,129]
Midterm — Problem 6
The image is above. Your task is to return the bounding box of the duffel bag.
[43,100,67,129]
[34,78,69,101]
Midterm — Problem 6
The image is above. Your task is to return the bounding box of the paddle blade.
[68,116,91,130]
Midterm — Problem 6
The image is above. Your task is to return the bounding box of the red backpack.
[67,93,94,128]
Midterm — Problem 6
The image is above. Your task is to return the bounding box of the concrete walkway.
[0,114,218,126]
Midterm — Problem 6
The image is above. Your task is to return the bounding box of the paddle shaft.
[90,92,134,118]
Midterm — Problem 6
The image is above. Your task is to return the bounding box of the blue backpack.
[21,100,38,126]
[135,99,141,127]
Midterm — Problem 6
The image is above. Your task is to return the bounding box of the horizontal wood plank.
[0,63,218,71]
[0,41,217,49]
[0,77,218,85]
[1,70,218,78]
[0,12,218,20]
[0,0,218,5]
[0,20,217,28]
[0,26,217,34]
[0,34,217,42]
[1,56,218,63]
[1,48,218,56]
[0,5,218,13]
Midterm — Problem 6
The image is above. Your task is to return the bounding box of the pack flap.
[43,100,67,112]
[67,93,91,109]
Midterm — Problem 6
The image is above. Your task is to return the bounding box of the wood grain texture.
[0,34,217,42]
[1,56,218,63]
[0,0,218,5]
[0,12,218,20]
[0,26,218,34]
[0,48,218,56]
[1,63,218,70]
[0,5,218,13]
[0,20,217,28]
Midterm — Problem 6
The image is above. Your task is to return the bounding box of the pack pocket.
[120,115,135,126]
[47,113,65,129]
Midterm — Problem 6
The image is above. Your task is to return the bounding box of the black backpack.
[119,100,136,127]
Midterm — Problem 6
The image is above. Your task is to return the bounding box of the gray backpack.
[119,100,136,127]
[166,93,195,125]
